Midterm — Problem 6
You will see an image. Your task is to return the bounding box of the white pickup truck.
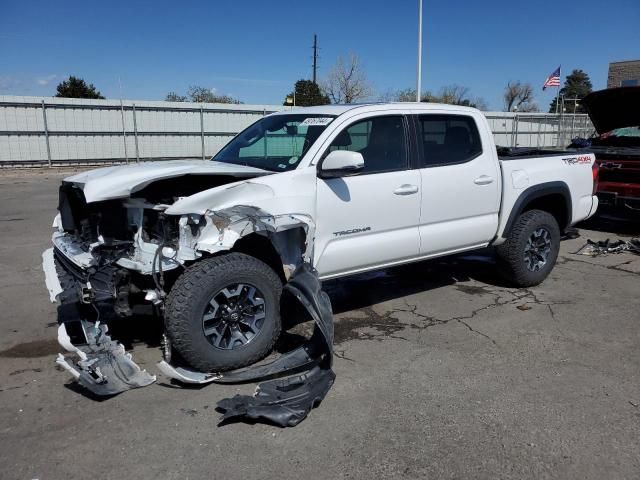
[44,103,599,372]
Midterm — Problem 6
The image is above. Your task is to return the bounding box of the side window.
[416,114,482,167]
[327,115,407,174]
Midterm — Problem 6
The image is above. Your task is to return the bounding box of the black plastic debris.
[561,227,581,240]
[214,264,335,426]
[572,238,640,256]
[158,263,335,427]
[217,365,335,427]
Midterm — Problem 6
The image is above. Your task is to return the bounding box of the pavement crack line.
[457,319,499,346]
[335,280,574,351]
[558,254,640,276]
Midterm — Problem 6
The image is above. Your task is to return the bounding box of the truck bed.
[496,147,580,160]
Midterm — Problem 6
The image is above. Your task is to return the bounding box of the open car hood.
[582,87,640,134]
[63,159,270,203]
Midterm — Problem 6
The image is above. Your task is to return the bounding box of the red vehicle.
[580,87,640,215]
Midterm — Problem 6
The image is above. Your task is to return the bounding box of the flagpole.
[416,0,423,102]
[555,65,561,114]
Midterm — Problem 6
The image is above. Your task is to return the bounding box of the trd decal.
[332,227,371,237]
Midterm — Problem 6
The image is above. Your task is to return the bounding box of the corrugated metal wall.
[0,96,284,166]
[0,96,594,166]
[485,113,593,149]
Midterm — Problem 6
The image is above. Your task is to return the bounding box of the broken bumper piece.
[217,365,335,427]
[42,248,63,303]
[56,321,156,396]
[158,263,335,427]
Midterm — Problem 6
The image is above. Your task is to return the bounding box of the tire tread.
[496,209,560,287]
[165,253,282,372]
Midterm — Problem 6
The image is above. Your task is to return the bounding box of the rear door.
[314,114,421,278]
[413,112,501,255]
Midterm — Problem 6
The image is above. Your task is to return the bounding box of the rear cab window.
[415,114,482,167]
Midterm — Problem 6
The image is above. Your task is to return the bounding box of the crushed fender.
[56,320,156,396]
[158,263,335,427]
[572,237,640,256]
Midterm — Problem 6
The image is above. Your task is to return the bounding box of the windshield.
[212,114,336,172]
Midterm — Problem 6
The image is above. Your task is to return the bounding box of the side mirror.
[319,150,364,178]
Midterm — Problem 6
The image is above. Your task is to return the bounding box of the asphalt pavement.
[0,168,639,480]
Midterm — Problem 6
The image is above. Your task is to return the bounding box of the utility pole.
[416,0,423,102]
[312,34,318,84]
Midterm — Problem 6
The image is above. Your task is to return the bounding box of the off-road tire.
[496,209,560,287]
[165,253,282,372]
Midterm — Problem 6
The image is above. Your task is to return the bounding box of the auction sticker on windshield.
[300,117,333,126]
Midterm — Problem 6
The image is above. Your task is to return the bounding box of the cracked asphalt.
[1,168,639,479]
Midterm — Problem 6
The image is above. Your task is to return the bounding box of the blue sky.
[1,0,638,110]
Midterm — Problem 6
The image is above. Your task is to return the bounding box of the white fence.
[485,113,594,149]
[0,96,594,167]
[0,96,284,166]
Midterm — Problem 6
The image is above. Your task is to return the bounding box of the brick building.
[607,60,640,88]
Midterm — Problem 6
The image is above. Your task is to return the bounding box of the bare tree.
[503,81,538,112]
[165,91,187,102]
[322,54,373,104]
[379,84,487,109]
[437,85,470,105]
[186,86,242,104]
[423,85,487,110]
[378,87,418,102]
[164,86,242,104]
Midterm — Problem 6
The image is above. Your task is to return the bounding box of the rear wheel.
[496,209,560,287]
[165,253,282,372]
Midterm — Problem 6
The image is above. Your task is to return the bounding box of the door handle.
[393,184,419,195]
[474,175,494,185]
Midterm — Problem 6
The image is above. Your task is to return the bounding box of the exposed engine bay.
[44,164,334,427]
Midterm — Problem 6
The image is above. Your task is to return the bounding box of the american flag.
[542,66,561,90]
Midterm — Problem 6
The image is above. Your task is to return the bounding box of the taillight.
[592,160,599,194]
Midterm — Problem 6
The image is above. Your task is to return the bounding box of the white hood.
[64,160,270,203]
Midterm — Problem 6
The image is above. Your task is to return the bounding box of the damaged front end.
[44,164,334,425]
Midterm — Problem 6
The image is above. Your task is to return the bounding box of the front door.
[313,115,421,278]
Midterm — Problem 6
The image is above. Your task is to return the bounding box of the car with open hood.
[578,86,640,213]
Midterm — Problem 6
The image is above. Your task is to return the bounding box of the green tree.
[283,79,330,106]
[55,76,104,99]
[548,69,593,113]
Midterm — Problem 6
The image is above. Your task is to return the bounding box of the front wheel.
[165,253,282,372]
[496,209,560,287]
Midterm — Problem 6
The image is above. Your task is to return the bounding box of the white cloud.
[36,74,57,86]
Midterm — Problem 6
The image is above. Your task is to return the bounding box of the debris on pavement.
[56,321,156,396]
[561,227,581,240]
[572,238,640,256]
[160,263,335,427]
[53,263,335,426]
